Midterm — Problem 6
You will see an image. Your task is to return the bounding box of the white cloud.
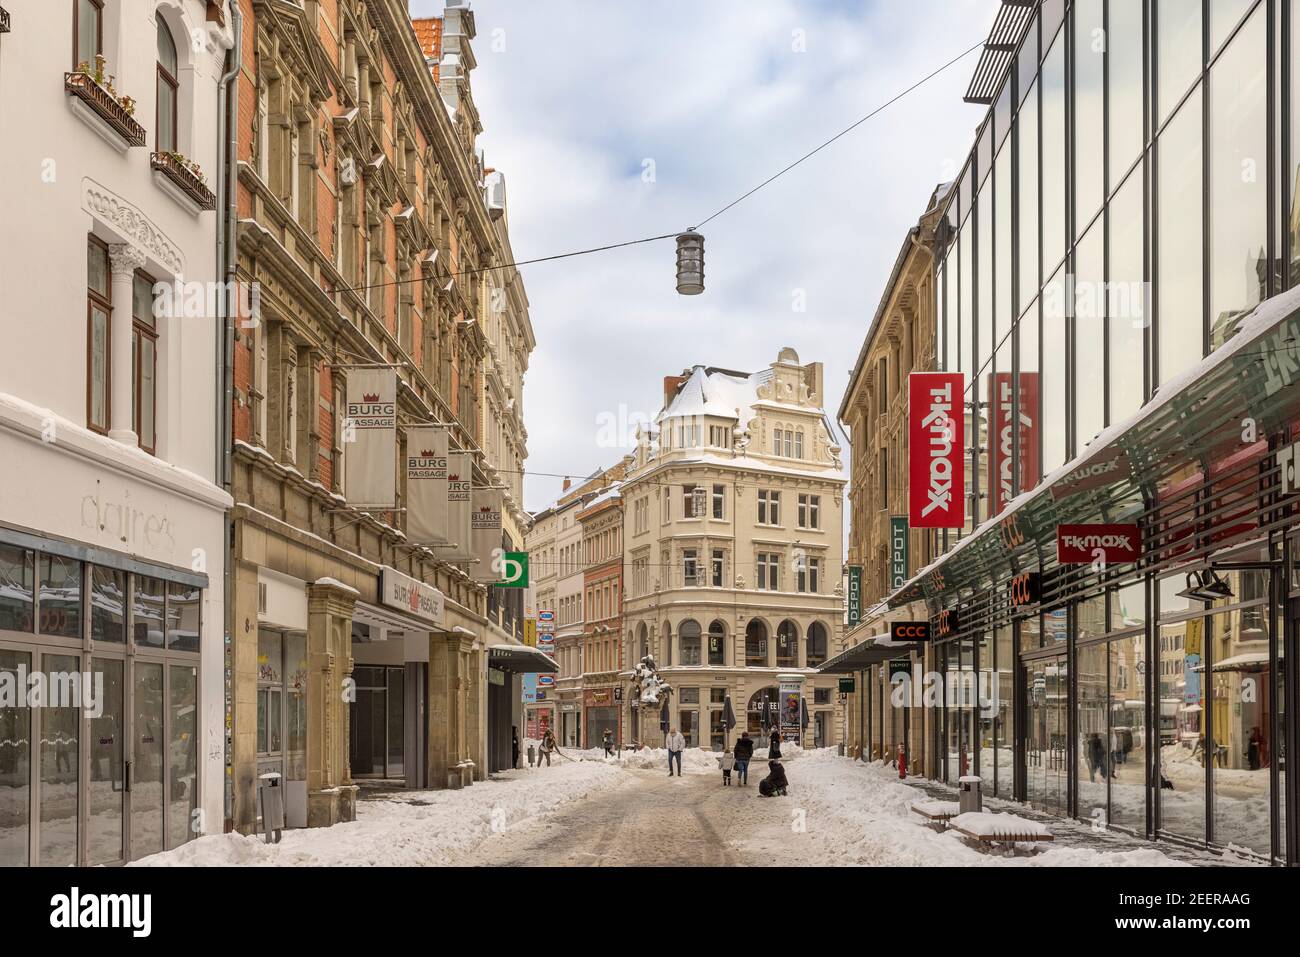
[409,0,993,510]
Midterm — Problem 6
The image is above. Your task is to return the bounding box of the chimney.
[663,375,688,409]
[562,477,572,492]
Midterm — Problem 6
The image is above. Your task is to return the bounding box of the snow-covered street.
[132,749,1226,867]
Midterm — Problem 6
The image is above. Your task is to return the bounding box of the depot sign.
[908,372,965,529]
[1056,523,1141,564]
[889,621,930,643]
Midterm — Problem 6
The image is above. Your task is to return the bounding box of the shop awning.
[488,644,559,674]
[816,633,922,673]
[887,288,1300,612]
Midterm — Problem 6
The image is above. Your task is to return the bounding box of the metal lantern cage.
[675,230,705,295]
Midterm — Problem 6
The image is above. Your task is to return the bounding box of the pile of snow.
[131,761,629,867]
[910,800,960,818]
[738,749,1193,867]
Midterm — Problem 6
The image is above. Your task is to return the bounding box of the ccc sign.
[890,622,930,642]
[933,608,960,639]
[1009,571,1040,608]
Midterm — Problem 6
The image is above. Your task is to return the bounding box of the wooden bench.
[948,812,1054,852]
[910,801,961,828]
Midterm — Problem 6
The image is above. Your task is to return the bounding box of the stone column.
[305,580,357,827]
[108,243,146,445]
[429,630,476,789]
[797,623,808,669]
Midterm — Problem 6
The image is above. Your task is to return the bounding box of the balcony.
[151,152,217,212]
[64,71,145,148]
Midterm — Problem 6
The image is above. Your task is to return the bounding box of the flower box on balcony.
[64,71,145,148]
[151,152,216,211]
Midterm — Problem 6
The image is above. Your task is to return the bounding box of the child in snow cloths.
[719,749,735,786]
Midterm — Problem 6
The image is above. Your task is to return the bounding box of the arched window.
[660,621,672,665]
[75,0,104,69]
[776,619,799,667]
[678,620,701,666]
[806,621,828,668]
[707,620,726,666]
[637,622,649,663]
[745,619,767,667]
[156,18,179,152]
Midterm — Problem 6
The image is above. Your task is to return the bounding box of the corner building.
[622,349,846,751]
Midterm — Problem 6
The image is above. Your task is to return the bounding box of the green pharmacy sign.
[496,551,529,587]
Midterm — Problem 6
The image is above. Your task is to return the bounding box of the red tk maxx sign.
[908,372,965,529]
[1056,523,1141,564]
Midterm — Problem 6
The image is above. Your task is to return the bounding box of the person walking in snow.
[666,727,686,776]
[733,732,754,786]
[719,748,735,786]
[511,726,520,769]
[539,728,556,767]
[768,728,783,760]
[603,729,614,758]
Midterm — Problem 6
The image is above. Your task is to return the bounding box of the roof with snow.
[659,365,771,428]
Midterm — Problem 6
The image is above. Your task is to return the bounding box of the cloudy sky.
[408,0,992,512]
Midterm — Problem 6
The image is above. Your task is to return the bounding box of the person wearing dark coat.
[511,726,520,769]
[758,759,789,797]
[769,729,782,760]
[733,732,755,786]
[1086,732,1106,782]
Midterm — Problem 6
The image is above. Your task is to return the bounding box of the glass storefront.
[0,538,203,866]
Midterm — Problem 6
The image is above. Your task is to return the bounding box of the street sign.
[538,610,555,622]
[495,551,529,587]
[908,371,966,528]
[889,621,929,642]
[1056,523,1141,564]
[523,618,537,646]
[889,517,908,590]
[847,566,862,624]
[838,677,856,694]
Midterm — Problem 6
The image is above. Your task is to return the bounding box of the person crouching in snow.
[758,759,789,797]
[719,748,735,786]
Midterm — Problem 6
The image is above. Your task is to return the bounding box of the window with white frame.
[797,493,821,530]
[711,484,724,520]
[711,549,724,587]
[797,557,821,594]
[757,489,780,526]
[757,552,780,590]
[682,549,699,586]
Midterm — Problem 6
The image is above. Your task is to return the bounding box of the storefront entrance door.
[87,656,125,865]
[1023,654,1068,814]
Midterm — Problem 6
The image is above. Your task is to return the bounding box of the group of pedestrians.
[665,727,789,797]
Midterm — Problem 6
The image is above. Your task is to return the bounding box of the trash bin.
[527,744,536,767]
[958,775,983,814]
[838,742,845,757]
[259,772,285,844]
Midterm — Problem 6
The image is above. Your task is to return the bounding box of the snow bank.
[747,749,1193,867]
[131,761,629,867]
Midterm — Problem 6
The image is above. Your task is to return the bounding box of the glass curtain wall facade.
[937,0,1283,536]
[921,0,1298,862]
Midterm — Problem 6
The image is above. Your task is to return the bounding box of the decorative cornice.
[81,179,184,275]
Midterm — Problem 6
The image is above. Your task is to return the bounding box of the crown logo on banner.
[362,392,380,403]
[479,505,493,512]
[421,450,436,457]
[448,473,459,481]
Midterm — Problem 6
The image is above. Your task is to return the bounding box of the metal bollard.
[259,772,285,844]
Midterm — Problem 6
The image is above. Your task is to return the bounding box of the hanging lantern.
[675,230,705,295]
